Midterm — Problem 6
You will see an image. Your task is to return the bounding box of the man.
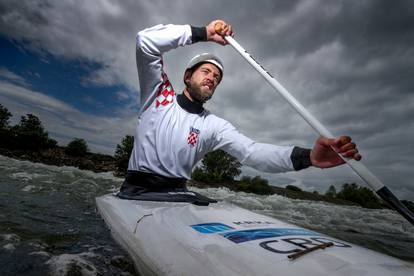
[118,20,361,203]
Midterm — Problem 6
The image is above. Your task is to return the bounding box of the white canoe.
[96,194,414,276]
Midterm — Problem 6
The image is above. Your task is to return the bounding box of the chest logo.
[187,127,200,147]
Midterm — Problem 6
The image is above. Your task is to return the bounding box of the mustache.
[202,80,214,87]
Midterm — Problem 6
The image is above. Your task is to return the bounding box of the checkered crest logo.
[187,127,200,147]
[156,74,175,108]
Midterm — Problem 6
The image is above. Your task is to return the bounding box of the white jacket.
[128,24,308,179]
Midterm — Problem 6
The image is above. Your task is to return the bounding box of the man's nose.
[206,73,216,83]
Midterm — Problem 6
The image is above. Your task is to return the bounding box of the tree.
[114,135,134,174]
[0,104,13,147]
[192,150,242,182]
[237,175,273,195]
[65,138,89,157]
[12,114,55,150]
[336,183,383,209]
[0,104,12,130]
[286,185,302,192]
[325,185,337,198]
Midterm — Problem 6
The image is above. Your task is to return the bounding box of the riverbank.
[0,147,357,207]
[0,147,117,173]
[188,179,360,207]
[2,148,413,211]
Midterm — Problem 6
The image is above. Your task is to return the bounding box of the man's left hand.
[310,136,361,168]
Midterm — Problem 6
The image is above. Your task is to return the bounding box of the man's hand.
[310,136,361,168]
[206,19,234,45]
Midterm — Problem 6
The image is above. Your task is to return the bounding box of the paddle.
[214,23,414,226]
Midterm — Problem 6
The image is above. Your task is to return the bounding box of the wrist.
[290,147,312,171]
[191,26,207,43]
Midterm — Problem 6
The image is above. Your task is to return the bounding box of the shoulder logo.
[156,74,175,107]
[187,127,200,147]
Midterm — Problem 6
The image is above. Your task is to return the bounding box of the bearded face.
[184,63,221,103]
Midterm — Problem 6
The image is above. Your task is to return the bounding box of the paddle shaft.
[219,31,414,226]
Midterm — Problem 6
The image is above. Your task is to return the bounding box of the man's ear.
[184,70,192,85]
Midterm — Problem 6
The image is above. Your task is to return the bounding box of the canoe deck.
[96,194,414,276]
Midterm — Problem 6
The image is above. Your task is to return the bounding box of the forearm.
[241,142,296,173]
[229,143,311,173]
[212,120,311,173]
[136,24,192,56]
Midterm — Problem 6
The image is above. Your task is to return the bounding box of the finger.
[217,36,227,45]
[221,24,229,36]
[335,136,351,147]
[338,142,356,153]
[341,149,361,160]
[317,136,337,148]
[227,25,233,36]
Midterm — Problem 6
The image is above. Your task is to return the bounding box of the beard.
[186,81,214,104]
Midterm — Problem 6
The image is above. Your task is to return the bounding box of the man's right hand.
[206,20,234,46]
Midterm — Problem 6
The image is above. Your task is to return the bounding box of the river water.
[0,155,413,275]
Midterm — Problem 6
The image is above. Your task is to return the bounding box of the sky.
[0,0,413,200]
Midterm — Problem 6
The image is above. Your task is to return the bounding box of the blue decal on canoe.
[222,228,316,243]
[191,223,234,234]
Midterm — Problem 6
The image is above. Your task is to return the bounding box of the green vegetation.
[1,103,413,211]
[0,104,137,174]
[65,138,89,157]
[286,185,303,192]
[236,176,274,195]
[325,185,337,198]
[0,104,13,148]
[331,183,385,209]
[0,104,116,172]
[192,150,241,182]
[0,109,57,150]
[114,135,134,175]
[0,103,11,130]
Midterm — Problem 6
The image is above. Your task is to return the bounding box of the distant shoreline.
[0,147,117,174]
[2,148,413,212]
[188,179,361,207]
[0,148,354,206]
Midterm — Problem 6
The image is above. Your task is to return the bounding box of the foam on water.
[3,244,16,251]
[0,234,20,252]
[46,252,98,276]
[21,185,36,192]
[0,155,135,275]
[29,251,51,258]
[1,233,20,242]
[1,154,413,275]
[0,155,122,183]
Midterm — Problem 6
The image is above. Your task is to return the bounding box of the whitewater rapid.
[0,155,413,275]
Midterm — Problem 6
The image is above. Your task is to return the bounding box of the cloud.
[0,0,413,199]
[0,77,136,154]
[0,67,29,86]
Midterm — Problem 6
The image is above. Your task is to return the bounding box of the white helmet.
[185,53,224,79]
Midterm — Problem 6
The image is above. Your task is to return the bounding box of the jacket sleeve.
[136,24,206,115]
[211,119,312,173]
